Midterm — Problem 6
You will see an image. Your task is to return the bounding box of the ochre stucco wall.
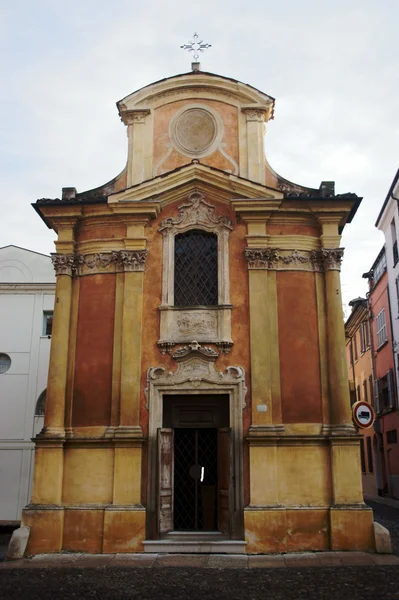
[153,100,239,175]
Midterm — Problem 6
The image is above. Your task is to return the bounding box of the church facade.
[23,68,375,554]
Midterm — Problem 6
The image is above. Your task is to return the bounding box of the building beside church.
[344,297,375,496]
[22,66,377,554]
[0,245,55,522]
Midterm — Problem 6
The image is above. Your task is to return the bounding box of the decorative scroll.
[172,340,219,361]
[159,190,233,234]
[51,250,148,277]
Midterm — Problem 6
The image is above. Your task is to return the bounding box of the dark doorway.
[174,428,218,531]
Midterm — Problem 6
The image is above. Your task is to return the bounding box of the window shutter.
[374,379,381,414]
[388,369,395,409]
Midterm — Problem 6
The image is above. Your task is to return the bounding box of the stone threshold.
[1,551,398,569]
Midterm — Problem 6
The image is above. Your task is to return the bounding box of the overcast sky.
[1,0,397,312]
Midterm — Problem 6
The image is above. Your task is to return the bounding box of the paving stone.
[248,554,286,568]
[334,551,375,565]
[155,554,209,567]
[316,552,343,567]
[75,554,115,567]
[370,554,399,565]
[0,559,28,569]
[283,553,321,567]
[207,554,248,568]
[110,553,158,568]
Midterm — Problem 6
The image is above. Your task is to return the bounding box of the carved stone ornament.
[52,250,148,277]
[159,190,233,234]
[244,248,344,272]
[244,248,280,269]
[319,247,345,271]
[242,107,268,122]
[172,340,219,362]
[51,253,76,276]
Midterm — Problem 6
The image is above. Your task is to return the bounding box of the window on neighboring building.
[376,369,396,412]
[35,390,46,416]
[373,251,387,286]
[396,277,399,315]
[360,439,366,473]
[353,334,358,361]
[367,437,373,473]
[369,375,374,408]
[391,219,398,265]
[0,353,11,374]
[387,429,398,444]
[349,341,354,366]
[42,311,53,336]
[376,309,387,348]
[363,379,368,402]
[360,321,370,353]
[357,385,361,403]
[174,230,218,307]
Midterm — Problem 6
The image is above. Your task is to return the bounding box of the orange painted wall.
[277,271,322,423]
[153,100,239,175]
[72,274,116,426]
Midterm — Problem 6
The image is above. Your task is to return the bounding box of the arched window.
[174,230,218,306]
[35,390,46,416]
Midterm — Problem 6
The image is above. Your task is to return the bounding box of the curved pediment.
[117,71,275,116]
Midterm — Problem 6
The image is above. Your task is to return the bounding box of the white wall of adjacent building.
[377,176,399,399]
[0,245,55,522]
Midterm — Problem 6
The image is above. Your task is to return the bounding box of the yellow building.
[345,298,376,496]
[23,66,376,554]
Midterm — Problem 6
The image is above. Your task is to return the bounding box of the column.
[123,110,152,187]
[322,248,353,429]
[43,253,75,436]
[242,108,267,185]
[117,250,147,435]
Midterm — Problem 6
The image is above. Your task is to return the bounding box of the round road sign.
[352,401,375,429]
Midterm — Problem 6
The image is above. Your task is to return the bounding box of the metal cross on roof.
[181,33,212,61]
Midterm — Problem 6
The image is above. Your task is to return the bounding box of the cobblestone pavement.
[1,564,399,600]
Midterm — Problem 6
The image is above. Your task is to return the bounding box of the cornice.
[108,163,280,207]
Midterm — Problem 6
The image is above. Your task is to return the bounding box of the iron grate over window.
[174,230,218,306]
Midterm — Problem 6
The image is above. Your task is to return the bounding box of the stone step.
[143,540,247,554]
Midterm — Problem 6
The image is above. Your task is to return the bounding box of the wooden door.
[157,428,174,535]
[217,427,233,536]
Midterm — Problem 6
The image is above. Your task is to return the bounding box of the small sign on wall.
[352,401,375,429]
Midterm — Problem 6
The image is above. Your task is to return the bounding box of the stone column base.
[22,505,146,556]
[244,505,375,554]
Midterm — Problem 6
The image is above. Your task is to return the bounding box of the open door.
[217,427,233,536]
[157,428,174,536]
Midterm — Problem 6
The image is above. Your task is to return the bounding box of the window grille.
[387,429,398,444]
[174,230,218,307]
[0,353,11,374]
[376,309,387,348]
[43,311,53,336]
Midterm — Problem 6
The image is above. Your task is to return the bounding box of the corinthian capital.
[244,248,280,269]
[118,250,148,272]
[320,248,345,271]
[51,253,76,276]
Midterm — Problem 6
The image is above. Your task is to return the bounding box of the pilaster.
[242,108,268,185]
[123,109,153,187]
